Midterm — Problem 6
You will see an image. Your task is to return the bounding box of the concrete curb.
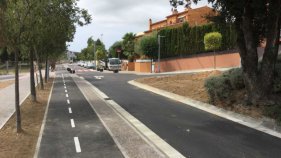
[128,80,281,139]
[33,75,56,158]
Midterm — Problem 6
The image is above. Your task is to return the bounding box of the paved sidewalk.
[0,71,53,129]
[0,74,31,129]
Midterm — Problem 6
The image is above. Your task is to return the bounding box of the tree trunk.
[237,1,281,105]
[14,49,22,133]
[34,49,44,90]
[236,3,260,105]
[259,2,281,98]
[29,51,36,102]
[44,55,48,83]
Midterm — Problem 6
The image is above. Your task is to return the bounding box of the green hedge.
[158,23,237,58]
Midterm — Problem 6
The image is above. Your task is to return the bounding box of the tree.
[122,33,136,61]
[204,32,222,69]
[193,0,281,105]
[95,48,106,61]
[139,33,158,59]
[2,0,91,133]
[204,32,222,51]
[109,41,124,59]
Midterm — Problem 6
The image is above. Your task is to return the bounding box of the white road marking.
[65,90,67,93]
[70,119,75,128]
[74,137,81,153]
[64,86,66,89]
[68,107,72,114]
[94,76,104,80]
[67,99,70,104]
[66,94,69,98]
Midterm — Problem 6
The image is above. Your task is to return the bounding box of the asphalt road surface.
[38,68,123,158]
[74,65,281,158]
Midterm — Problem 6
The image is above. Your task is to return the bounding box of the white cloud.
[68,0,211,52]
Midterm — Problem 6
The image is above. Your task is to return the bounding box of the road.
[38,68,123,158]
[74,65,281,158]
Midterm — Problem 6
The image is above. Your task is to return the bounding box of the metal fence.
[0,61,31,75]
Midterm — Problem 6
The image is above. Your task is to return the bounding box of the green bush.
[204,32,222,51]
[226,68,245,90]
[264,104,281,124]
[204,68,245,103]
[204,75,232,103]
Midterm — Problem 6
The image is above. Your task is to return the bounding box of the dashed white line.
[67,99,70,104]
[65,90,68,93]
[70,119,75,128]
[66,94,69,98]
[64,86,66,89]
[74,137,81,153]
[68,107,72,114]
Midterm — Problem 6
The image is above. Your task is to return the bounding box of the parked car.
[85,62,96,69]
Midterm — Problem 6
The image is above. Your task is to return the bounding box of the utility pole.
[94,39,97,67]
[158,35,165,73]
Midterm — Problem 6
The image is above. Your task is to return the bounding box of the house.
[144,6,216,35]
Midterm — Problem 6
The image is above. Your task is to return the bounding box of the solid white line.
[69,107,72,114]
[33,76,56,158]
[74,137,81,153]
[66,94,69,98]
[70,119,75,128]
[67,99,70,104]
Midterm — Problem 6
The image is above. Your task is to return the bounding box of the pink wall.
[155,52,241,72]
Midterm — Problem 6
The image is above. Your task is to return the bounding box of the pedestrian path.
[0,74,31,129]
[0,71,52,129]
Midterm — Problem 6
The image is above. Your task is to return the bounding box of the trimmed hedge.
[158,23,237,58]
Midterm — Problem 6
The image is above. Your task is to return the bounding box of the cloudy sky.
[68,0,211,52]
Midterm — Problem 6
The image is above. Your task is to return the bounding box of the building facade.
[146,6,216,33]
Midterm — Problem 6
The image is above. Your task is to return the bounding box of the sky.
[67,0,211,52]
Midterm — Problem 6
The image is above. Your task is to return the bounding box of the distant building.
[136,6,216,39]
[67,51,79,61]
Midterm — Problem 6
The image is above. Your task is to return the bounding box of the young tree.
[139,33,158,60]
[3,0,35,132]
[2,0,91,133]
[95,48,106,61]
[193,0,281,104]
[204,32,222,69]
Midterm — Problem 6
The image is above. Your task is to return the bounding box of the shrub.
[264,104,281,124]
[204,75,232,103]
[226,68,245,90]
[204,32,222,51]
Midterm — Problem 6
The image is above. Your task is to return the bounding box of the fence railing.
[0,61,31,75]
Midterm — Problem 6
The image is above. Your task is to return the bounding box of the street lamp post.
[158,35,165,73]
